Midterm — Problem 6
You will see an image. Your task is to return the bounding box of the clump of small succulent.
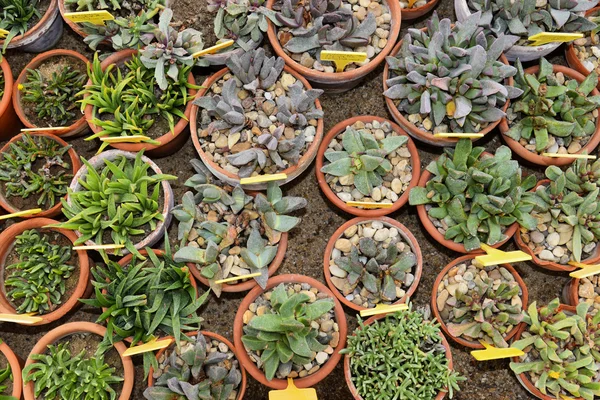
[409,139,537,251]
[0,342,14,399]
[510,299,600,400]
[384,12,521,134]
[0,134,73,209]
[341,307,465,399]
[241,282,336,381]
[505,57,600,155]
[172,160,306,297]
[0,0,40,52]
[561,157,600,195]
[436,258,524,348]
[63,0,164,15]
[143,332,242,400]
[577,276,600,316]
[194,48,323,178]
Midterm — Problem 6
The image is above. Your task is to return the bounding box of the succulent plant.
[143,332,243,400]
[510,299,600,400]
[0,352,13,398]
[63,0,163,15]
[562,157,600,195]
[505,57,600,154]
[409,139,538,251]
[0,70,5,98]
[320,126,408,196]
[240,282,335,381]
[384,12,521,134]
[0,0,40,52]
[209,0,271,52]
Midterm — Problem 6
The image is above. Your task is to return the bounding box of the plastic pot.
[431,255,528,349]
[323,217,423,312]
[67,150,174,256]
[83,49,197,158]
[500,65,600,166]
[401,0,439,20]
[0,340,23,400]
[233,274,347,389]
[147,330,247,399]
[265,0,401,93]
[13,49,90,138]
[189,66,324,190]
[344,312,453,400]
[0,57,21,140]
[23,322,134,400]
[0,132,81,218]
[1,0,63,52]
[315,115,420,217]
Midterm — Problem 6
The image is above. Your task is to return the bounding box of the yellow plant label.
[542,153,596,160]
[100,135,151,143]
[21,127,70,133]
[345,201,393,209]
[214,272,261,284]
[0,313,43,325]
[528,32,583,46]
[123,338,173,357]
[320,51,367,72]
[433,133,484,139]
[471,340,524,361]
[240,173,287,185]
[0,209,42,220]
[269,378,317,400]
[568,262,600,279]
[192,40,235,58]
[475,244,532,266]
[0,29,9,38]
[64,10,115,26]
[72,244,125,251]
[359,303,408,318]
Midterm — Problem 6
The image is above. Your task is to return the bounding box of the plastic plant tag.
[123,338,173,357]
[0,208,42,220]
[72,244,125,251]
[0,29,8,38]
[359,303,408,317]
[542,153,596,160]
[345,201,393,209]
[240,173,287,185]
[214,272,261,284]
[100,135,151,143]
[21,127,70,133]
[0,313,43,325]
[568,262,600,279]
[269,378,317,400]
[320,51,367,72]
[192,40,235,58]
[64,10,115,25]
[433,133,484,139]
[471,340,524,361]
[528,32,583,46]
[475,244,532,266]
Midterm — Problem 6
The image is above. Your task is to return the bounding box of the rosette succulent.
[209,0,272,51]
[562,157,600,195]
[0,0,40,52]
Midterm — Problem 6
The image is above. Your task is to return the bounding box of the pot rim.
[0,58,14,123]
[0,0,59,47]
[401,0,439,19]
[0,340,23,399]
[565,7,600,84]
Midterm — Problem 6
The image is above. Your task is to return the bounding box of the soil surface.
[0,0,575,398]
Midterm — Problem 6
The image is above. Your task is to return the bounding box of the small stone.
[231,142,252,153]
[367,2,382,16]
[359,0,370,7]
[330,332,340,347]
[280,73,297,90]
[371,187,382,201]
[256,306,268,316]
[580,282,595,298]
[422,118,433,131]
[374,229,389,242]
[355,7,367,20]
[531,231,545,244]
[243,310,255,324]
[391,178,403,194]
[437,289,449,312]
[339,174,354,186]
[331,277,352,295]
[344,224,358,238]
[539,249,555,261]
[457,282,468,295]
[262,101,276,116]
[363,227,376,238]
[335,238,352,252]
[215,135,228,148]
[568,141,582,154]
[300,52,314,68]
[218,342,229,353]
[321,320,334,332]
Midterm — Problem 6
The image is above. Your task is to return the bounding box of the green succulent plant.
[22,341,123,400]
[0,0,40,53]
[240,283,335,381]
[209,0,271,52]
[0,70,5,98]
[409,139,538,252]
[63,0,162,14]
[505,57,600,154]
[0,133,73,209]
[320,127,407,196]
[143,332,242,400]
[510,299,600,400]
[341,308,465,399]
[384,12,520,134]
[561,157,600,195]
[0,344,15,400]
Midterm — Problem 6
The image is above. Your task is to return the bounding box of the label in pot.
[122,338,173,356]
[240,173,287,185]
[345,201,394,209]
[569,262,600,279]
[0,313,43,325]
[542,153,596,160]
[192,40,235,58]
[433,133,484,138]
[359,303,408,317]
[0,209,42,220]
[21,127,70,133]
[320,51,368,73]
[99,135,152,143]
[269,378,318,400]
[0,29,9,38]
[471,341,524,361]
[64,10,115,26]
[528,32,583,46]
[214,272,261,284]
[475,244,531,266]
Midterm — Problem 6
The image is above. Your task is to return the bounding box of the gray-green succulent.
[209,0,271,53]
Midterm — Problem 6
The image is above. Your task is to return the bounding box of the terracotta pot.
[323,217,423,311]
[0,340,23,400]
[83,49,197,158]
[415,154,519,254]
[67,150,174,256]
[500,65,600,166]
[563,278,580,307]
[315,115,420,217]
[0,57,21,140]
[147,330,247,399]
[431,255,528,349]
[23,322,134,400]
[0,132,81,218]
[1,0,63,52]
[401,0,439,20]
[13,50,90,138]
[566,7,600,88]
[383,29,513,147]
[233,274,347,389]
[266,0,401,93]
[0,218,91,325]
[514,179,600,272]
[344,312,453,400]
[190,66,324,190]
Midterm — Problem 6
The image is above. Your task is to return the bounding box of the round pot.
[343,312,453,400]
[315,115,420,217]
[190,66,324,191]
[233,274,347,389]
[500,65,600,166]
[0,218,91,325]
[13,49,90,138]
[323,217,423,311]
[0,57,21,140]
[147,330,247,399]
[454,0,561,62]
[83,49,197,158]
[1,0,63,52]
[415,156,519,254]
[565,7,600,88]
[514,179,600,272]
[23,322,134,400]
[265,0,401,93]
[563,278,580,307]
[67,149,174,256]
[383,29,513,147]
[0,340,23,400]
[0,132,81,218]
[401,0,439,20]
[431,255,528,349]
